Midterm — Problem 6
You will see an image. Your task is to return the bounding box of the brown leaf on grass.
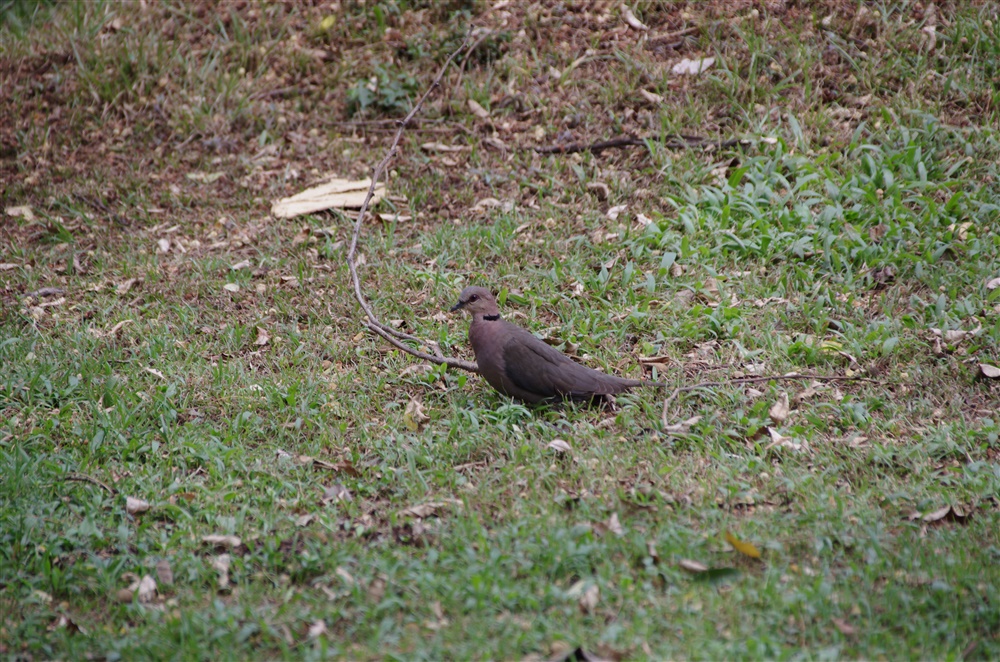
[909,504,971,524]
[404,398,430,432]
[367,575,387,603]
[308,619,327,639]
[831,617,857,636]
[547,438,572,453]
[638,89,663,104]
[211,554,231,591]
[399,499,462,519]
[672,56,715,75]
[420,142,468,153]
[769,392,790,423]
[764,427,803,451]
[123,574,157,603]
[144,367,166,380]
[978,363,1000,379]
[116,278,140,294]
[322,483,353,504]
[646,541,660,564]
[186,171,225,184]
[5,204,36,221]
[606,512,624,537]
[467,98,490,120]
[201,534,242,550]
[986,276,1000,290]
[335,566,356,586]
[254,326,270,346]
[125,496,151,515]
[48,613,86,635]
[793,382,822,404]
[579,583,599,614]
[271,178,385,219]
[308,458,360,476]
[663,415,701,434]
[156,559,173,587]
[620,5,648,30]
[725,531,762,559]
[678,559,708,573]
[606,204,627,221]
[586,181,610,200]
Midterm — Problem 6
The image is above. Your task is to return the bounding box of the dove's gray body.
[451,286,641,403]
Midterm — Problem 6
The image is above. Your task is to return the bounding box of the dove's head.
[450,286,499,316]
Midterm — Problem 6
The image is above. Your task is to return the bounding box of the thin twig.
[535,133,748,155]
[346,34,480,374]
[65,472,117,494]
[660,373,880,428]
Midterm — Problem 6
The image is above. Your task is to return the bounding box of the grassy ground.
[2,0,1000,659]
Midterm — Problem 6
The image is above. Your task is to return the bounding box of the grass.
[2,0,1000,659]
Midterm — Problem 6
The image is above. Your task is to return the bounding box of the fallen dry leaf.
[135,575,157,603]
[254,327,270,346]
[920,505,952,522]
[606,512,624,537]
[986,276,1000,290]
[638,89,663,104]
[323,483,353,504]
[578,583,600,614]
[978,363,1000,379]
[271,178,385,219]
[308,619,327,639]
[769,392,790,423]
[335,566,356,586]
[678,559,708,573]
[585,181,610,200]
[125,496,151,515]
[467,98,490,120]
[5,204,36,221]
[202,534,242,550]
[156,559,173,587]
[606,204,627,221]
[48,613,85,635]
[664,415,702,434]
[368,575,387,603]
[420,142,468,153]
[399,500,461,518]
[547,438,572,453]
[116,278,140,294]
[223,283,240,293]
[620,4,648,30]
[186,171,225,184]
[672,56,715,75]
[212,554,231,591]
[831,617,857,636]
[403,398,430,432]
[764,427,803,451]
[725,531,762,559]
[143,367,166,380]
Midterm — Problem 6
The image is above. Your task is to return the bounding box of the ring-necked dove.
[451,286,656,403]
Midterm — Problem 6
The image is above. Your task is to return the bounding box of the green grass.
[2,1,1000,659]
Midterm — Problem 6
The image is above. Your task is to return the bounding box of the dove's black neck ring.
[482,314,501,321]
